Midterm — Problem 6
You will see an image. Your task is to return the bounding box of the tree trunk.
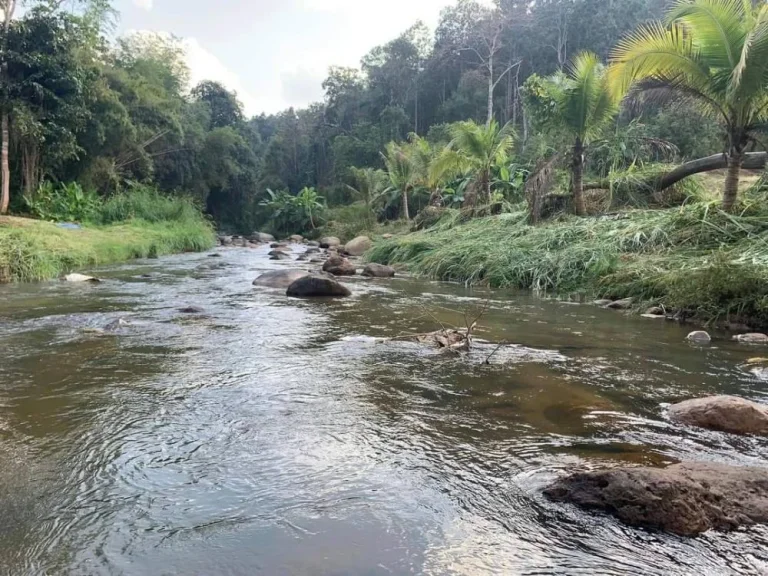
[583,152,767,192]
[0,111,8,214]
[402,187,410,221]
[487,53,494,127]
[572,140,586,217]
[722,151,742,212]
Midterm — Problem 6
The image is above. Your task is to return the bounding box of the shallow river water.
[1,244,767,575]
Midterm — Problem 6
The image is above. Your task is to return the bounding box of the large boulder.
[606,298,633,310]
[668,395,768,436]
[362,263,395,278]
[687,331,711,343]
[252,270,310,289]
[218,235,233,246]
[269,252,292,261]
[288,234,304,243]
[250,232,275,243]
[323,255,356,276]
[286,274,351,298]
[319,236,341,249]
[268,249,291,257]
[344,235,372,256]
[544,462,768,536]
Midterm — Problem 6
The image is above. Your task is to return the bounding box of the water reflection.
[0,245,766,575]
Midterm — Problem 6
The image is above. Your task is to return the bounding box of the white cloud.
[133,0,154,11]
[181,38,274,117]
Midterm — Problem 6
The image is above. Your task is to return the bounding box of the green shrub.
[25,182,101,222]
[96,183,203,225]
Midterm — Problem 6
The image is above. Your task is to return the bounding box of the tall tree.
[191,80,244,130]
[609,0,768,211]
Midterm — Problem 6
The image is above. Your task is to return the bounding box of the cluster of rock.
[248,233,397,299]
[546,394,768,536]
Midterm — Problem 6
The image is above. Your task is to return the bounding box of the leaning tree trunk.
[572,139,586,217]
[722,150,743,212]
[402,188,410,221]
[583,152,768,193]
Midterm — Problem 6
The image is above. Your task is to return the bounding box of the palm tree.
[346,167,388,228]
[608,0,768,211]
[381,141,419,220]
[295,186,324,230]
[431,120,516,210]
[548,52,619,216]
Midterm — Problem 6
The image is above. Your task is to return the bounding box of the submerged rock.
[344,235,372,256]
[306,240,320,247]
[269,252,292,261]
[179,306,205,314]
[208,253,222,258]
[544,461,768,536]
[319,236,341,249]
[686,331,711,343]
[218,235,233,246]
[252,270,310,289]
[668,395,768,436]
[104,318,130,332]
[733,333,768,344]
[322,255,356,276]
[362,263,396,278]
[286,275,351,298]
[63,273,100,283]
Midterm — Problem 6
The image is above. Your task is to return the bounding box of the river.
[0,244,767,575]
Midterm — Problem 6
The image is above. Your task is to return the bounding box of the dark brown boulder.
[362,263,395,278]
[252,270,310,289]
[269,252,292,261]
[668,395,768,436]
[544,462,768,536]
[322,255,356,276]
[286,275,351,298]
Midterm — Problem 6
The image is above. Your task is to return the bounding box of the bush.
[96,183,204,225]
[25,182,101,222]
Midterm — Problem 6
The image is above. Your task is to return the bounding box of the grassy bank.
[0,216,215,283]
[368,192,768,328]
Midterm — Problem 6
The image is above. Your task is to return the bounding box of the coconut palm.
[608,0,768,211]
[346,167,388,228]
[430,120,516,210]
[548,52,619,216]
[381,141,419,220]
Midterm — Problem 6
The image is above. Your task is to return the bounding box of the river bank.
[0,216,215,283]
[367,198,768,330]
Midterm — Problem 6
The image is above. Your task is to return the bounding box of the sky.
[113,0,492,117]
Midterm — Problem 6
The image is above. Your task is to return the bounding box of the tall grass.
[368,190,768,327]
[96,186,204,225]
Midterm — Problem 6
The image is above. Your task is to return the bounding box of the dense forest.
[0,0,766,238]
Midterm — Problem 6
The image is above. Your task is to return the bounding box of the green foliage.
[25,182,101,222]
[260,187,325,237]
[368,195,768,326]
[96,183,204,225]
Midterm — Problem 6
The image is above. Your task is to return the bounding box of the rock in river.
[323,255,356,276]
[362,263,395,278]
[288,234,304,243]
[733,333,768,344]
[344,235,372,256]
[253,270,310,289]
[668,395,768,436]
[606,298,633,310]
[179,306,205,314]
[63,273,100,283]
[250,232,275,243]
[544,461,768,536]
[269,252,292,261]
[286,275,351,298]
[319,236,341,249]
[686,330,711,343]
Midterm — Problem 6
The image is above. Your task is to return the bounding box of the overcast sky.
[113,0,491,117]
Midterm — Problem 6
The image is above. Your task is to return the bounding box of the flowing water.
[1,244,768,575]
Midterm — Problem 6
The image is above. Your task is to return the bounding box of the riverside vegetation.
[0,0,767,326]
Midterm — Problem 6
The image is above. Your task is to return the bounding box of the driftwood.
[584,151,768,192]
[386,300,490,352]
